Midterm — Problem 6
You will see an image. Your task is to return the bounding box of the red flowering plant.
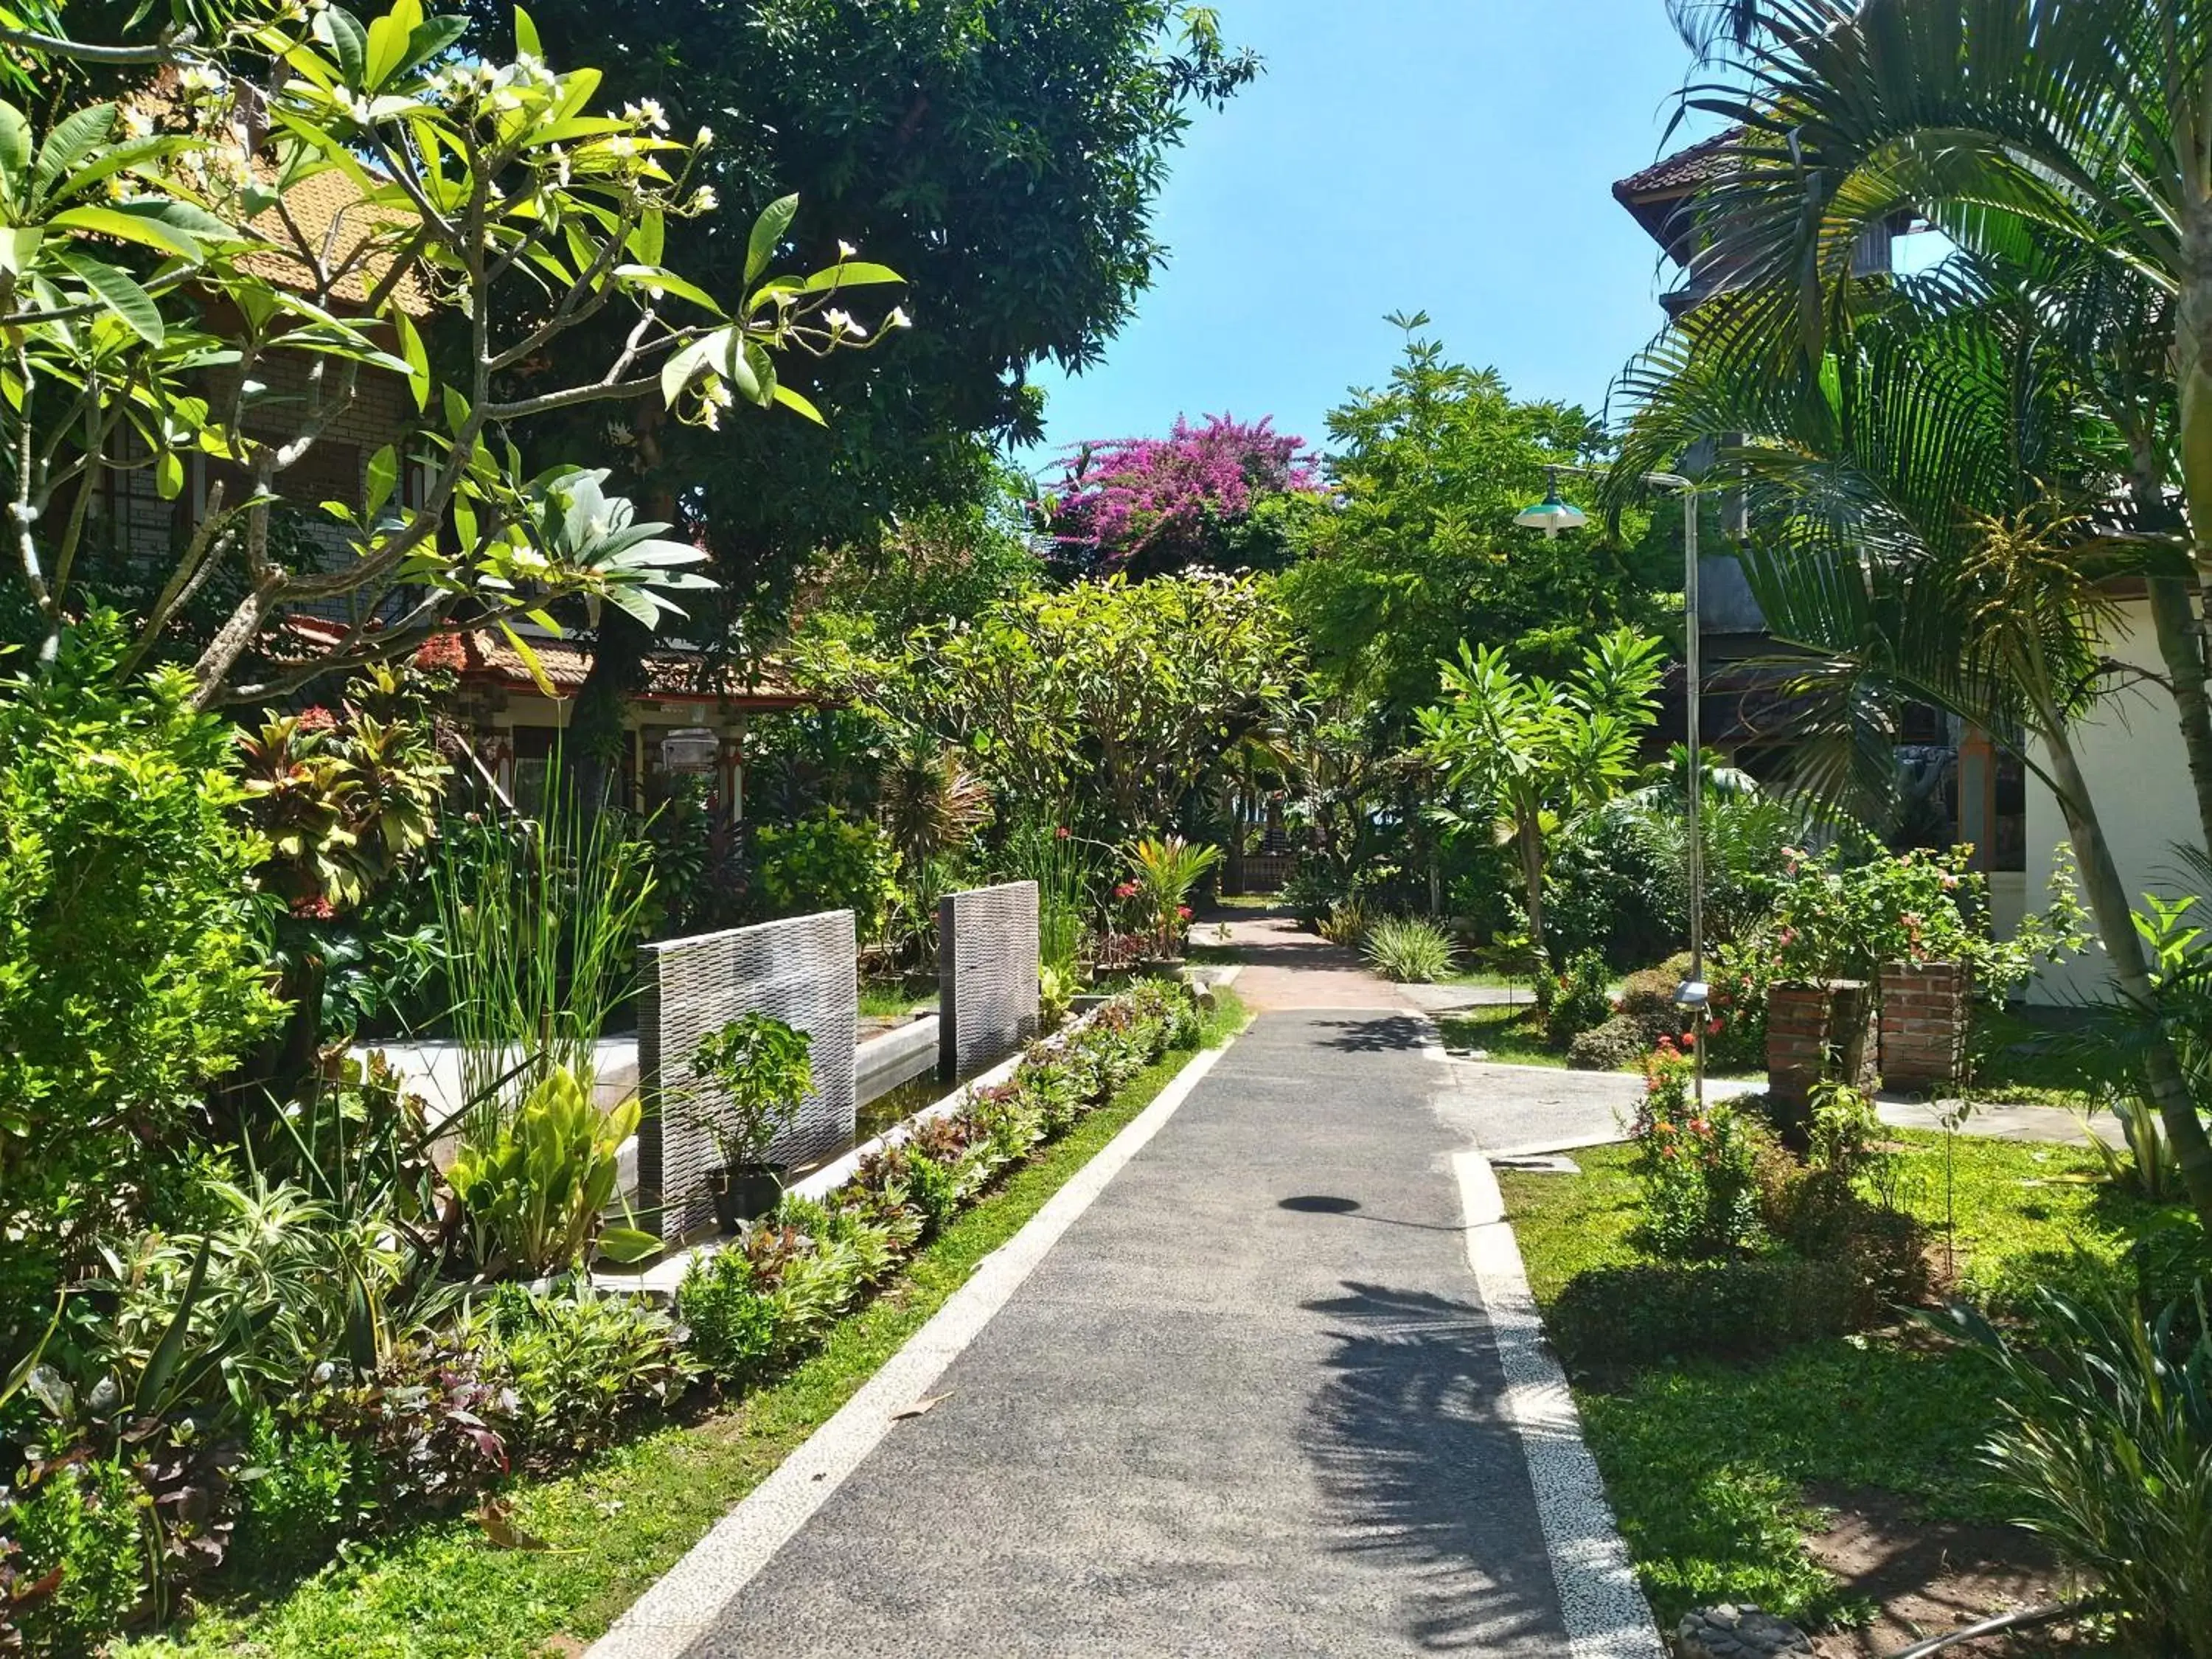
[1629,1036,1765,1259]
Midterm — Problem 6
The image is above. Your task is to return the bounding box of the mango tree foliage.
[1279,317,1654,739]
[801,570,1299,834]
[1419,626,1666,964]
[0,0,898,703]
[464,0,1260,584]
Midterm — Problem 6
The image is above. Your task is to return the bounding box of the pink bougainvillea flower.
[296,706,338,732]
[1055,826,1071,840]
[1044,413,1320,574]
[291,894,337,919]
[1176,905,1192,920]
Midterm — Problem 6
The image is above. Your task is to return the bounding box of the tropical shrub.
[446,1069,655,1278]
[678,981,1203,1384]
[1123,835,1220,956]
[1362,915,1455,982]
[754,807,901,937]
[234,1412,372,1578]
[1935,1287,2212,1659]
[3,1455,145,1653]
[1545,1256,1863,1372]
[1421,627,1666,967]
[459,1284,694,1468]
[1630,1040,1765,1259]
[1567,1015,1649,1072]
[1280,863,1344,931]
[297,1340,511,1515]
[1616,953,1694,1040]
[1543,948,1614,1045]
[0,621,284,1367]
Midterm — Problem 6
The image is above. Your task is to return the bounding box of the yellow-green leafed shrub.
[448,1069,655,1277]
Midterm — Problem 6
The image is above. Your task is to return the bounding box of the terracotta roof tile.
[1612,128,1744,201]
[235,167,434,316]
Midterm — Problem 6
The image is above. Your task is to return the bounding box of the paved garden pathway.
[594,919,1652,1659]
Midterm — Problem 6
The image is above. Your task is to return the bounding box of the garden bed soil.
[1801,1486,2072,1659]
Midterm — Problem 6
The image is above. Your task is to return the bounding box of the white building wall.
[2024,597,2202,1002]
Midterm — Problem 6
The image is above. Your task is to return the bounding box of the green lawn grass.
[127,992,1248,1659]
[1436,1003,1569,1068]
[857,976,936,1020]
[1500,1132,2197,1630]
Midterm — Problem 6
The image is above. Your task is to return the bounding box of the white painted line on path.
[587,1034,1237,1659]
[1454,1146,1667,1659]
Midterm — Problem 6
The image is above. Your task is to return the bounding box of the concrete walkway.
[596,921,1652,1658]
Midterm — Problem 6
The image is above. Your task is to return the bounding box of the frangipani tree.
[1,0,902,703]
[1419,626,1666,964]
[801,568,1298,835]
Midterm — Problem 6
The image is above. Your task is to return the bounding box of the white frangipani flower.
[885,305,912,330]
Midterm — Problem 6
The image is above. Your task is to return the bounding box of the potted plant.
[688,1011,814,1231]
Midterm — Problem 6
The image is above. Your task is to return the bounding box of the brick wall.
[1877,960,1970,1092]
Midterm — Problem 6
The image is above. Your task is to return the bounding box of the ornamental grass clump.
[1361,915,1455,983]
[1930,1286,2212,1659]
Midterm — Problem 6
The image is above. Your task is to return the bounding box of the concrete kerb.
[1414,1027,1667,1659]
[585,1031,1239,1659]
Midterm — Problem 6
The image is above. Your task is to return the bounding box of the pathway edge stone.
[584,1032,1242,1659]
[1451,1121,1667,1659]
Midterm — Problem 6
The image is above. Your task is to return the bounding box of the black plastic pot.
[709,1163,787,1232]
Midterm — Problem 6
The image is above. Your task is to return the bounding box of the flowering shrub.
[1630,1038,1766,1259]
[1044,414,1320,576]
[1770,844,2084,998]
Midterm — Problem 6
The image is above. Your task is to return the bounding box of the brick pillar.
[1878,960,1969,1091]
[1767,979,1877,1146]
[1766,982,1832,1113]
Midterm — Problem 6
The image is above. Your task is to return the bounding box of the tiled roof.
[425,625,815,708]
[236,167,434,317]
[282,616,818,708]
[1612,128,1744,201]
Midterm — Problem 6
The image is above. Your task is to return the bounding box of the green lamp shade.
[1514,490,1588,538]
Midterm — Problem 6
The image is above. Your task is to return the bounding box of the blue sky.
[1026,0,1713,464]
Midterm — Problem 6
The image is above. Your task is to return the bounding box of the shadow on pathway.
[1304,1281,1567,1654]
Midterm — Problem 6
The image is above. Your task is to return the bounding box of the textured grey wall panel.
[938,880,1040,1082]
[636,910,858,1242]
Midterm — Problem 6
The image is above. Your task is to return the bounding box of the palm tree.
[1656,0,2212,855]
[1613,228,2212,1225]
[875,731,992,874]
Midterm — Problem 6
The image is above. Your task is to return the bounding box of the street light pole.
[1517,467,1706,1114]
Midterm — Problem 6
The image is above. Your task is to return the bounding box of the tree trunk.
[1517,814,1547,967]
[2143,571,2212,854]
[2172,210,2212,851]
[2045,724,2212,1231]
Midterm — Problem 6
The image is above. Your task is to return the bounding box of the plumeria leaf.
[56,252,162,342]
[745,192,797,286]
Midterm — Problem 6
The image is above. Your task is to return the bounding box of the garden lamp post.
[1516,467,1708,1112]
